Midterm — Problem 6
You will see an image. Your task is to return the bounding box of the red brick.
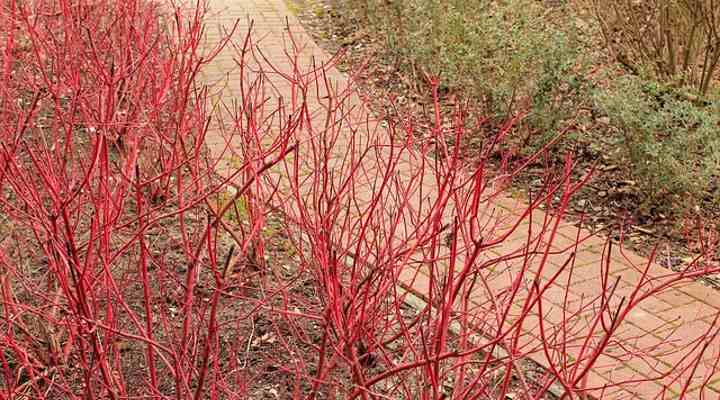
[638,298,675,314]
[707,377,720,394]
[614,323,669,357]
[656,302,718,323]
[677,284,720,311]
[624,309,671,336]
[398,266,431,300]
[567,277,607,299]
[654,289,697,308]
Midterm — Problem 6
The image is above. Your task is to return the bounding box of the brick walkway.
[200,1,720,398]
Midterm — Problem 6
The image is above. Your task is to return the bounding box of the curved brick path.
[200,1,720,398]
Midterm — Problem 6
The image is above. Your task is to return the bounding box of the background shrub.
[335,0,589,150]
[588,0,720,97]
[331,0,720,213]
[594,75,720,211]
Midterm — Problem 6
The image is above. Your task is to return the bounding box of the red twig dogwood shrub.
[0,0,292,398]
[234,26,720,400]
[1,0,720,399]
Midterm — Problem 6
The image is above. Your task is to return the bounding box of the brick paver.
[200,1,720,398]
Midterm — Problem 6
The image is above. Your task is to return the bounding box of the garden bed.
[286,0,720,285]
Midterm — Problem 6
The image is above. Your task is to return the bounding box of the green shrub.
[335,0,589,150]
[595,75,720,210]
[333,0,720,211]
